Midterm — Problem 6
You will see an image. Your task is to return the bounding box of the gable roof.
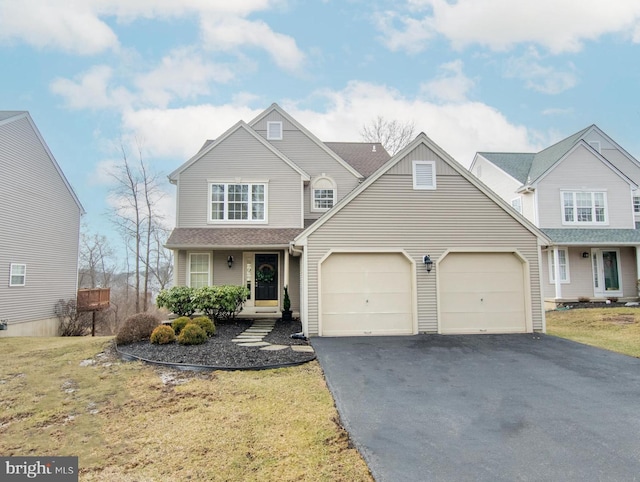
[477,125,637,188]
[0,111,85,214]
[324,142,390,178]
[295,132,551,246]
[168,120,310,182]
[249,104,364,179]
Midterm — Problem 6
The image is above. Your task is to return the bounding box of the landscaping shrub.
[171,316,192,335]
[150,325,176,345]
[177,323,207,345]
[193,285,249,322]
[115,312,161,345]
[156,286,196,317]
[190,316,216,336]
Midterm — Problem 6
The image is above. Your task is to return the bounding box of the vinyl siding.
[537,145,634,229]
[176,128,302,228]
[305,156,543,336]
[471,155,524,209]
[542,247,637,299]
[254,111,360,220]
[0,116,81,331]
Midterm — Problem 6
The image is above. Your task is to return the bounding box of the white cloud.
[505,48,577,94]
[0,0,119,55]
[50,66,134,110]
[288,81,537,166]
[120,103,262,159]
[378,0,640,54]
[420,60,474,103]
[200,15,306,72]
[135,48,235,107]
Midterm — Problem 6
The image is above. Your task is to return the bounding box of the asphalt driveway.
[312,334,640,482]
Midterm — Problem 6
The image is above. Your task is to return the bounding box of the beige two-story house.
[167,104,550,336]
[471,125,640,307]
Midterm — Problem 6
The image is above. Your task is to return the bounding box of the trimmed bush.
[190,316,216,336]
[156,286,196,317]
[150,325,176,345]
[116,312,161,345]
[193,285,249,322]
[171,316,192,336]
[178,323,207,345]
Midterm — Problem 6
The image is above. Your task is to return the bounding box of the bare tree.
[78,229,115,289]
[361,116,416,155]
[110,140,165,312]
[148,227,173,291]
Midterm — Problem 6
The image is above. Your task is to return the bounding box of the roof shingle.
[324,142,390,177]
[166,227,305,249]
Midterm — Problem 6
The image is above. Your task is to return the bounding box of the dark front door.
[255,253,278,307]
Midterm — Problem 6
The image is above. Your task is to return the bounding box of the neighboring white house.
[0,112,85,336]
[167,104,550,336]
[471,125,640,307]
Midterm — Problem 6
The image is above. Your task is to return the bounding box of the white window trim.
[311,175,337,212]
[208,182,268,224]
[187,253,211,288]
[561,190,608,226]
[548,248,570,284]
[633,194,640,214]
[9,263,26,287]
[511,196,523,214]
[413,161,436,190]
[266,121,283,140]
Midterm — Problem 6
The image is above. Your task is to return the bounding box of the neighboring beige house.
[471,125,640,307]
[167,104,550,336]
[0,111,84,337]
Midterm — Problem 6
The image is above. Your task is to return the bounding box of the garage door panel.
[320,252,414,336]
[439,252,527,334]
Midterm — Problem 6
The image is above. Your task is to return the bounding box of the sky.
[2,0,640,245]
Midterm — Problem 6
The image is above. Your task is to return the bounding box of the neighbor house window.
[511,197,523,214]
[634,195,640,213]
[562,191,607,224]
[311,176,336,211]
[548,249,569,283]
[267,121,283,140]
[209,183,267,222]
[9,264,26,286]
[188,253,210,288]
[413,161,436,190]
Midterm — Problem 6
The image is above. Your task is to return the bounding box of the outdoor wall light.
[423,255,433,272]
[582,252,589,258]
[227,255,234,268]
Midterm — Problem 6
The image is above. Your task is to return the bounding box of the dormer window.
[267,121,283,140]
[312,176,336,211]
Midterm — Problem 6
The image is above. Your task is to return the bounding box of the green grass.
[546,307,640,358]
[0,337,372,481]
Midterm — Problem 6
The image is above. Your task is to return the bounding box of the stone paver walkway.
[231,320,314,353]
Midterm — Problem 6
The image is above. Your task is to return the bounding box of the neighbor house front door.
[254,253,279,307]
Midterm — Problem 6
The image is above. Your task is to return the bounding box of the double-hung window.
[562,191,607,225]
[311,176,336,211]
[9,263,26,286]
[210,183,267,223]
[548,249,569,283]
[188,253,210,288]
[634,195,640,214]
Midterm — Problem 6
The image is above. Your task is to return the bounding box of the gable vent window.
[413,161,436,190]
[267,121,283,140]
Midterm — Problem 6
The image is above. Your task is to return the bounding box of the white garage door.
[320,252,414,336]
[439,252,527,334]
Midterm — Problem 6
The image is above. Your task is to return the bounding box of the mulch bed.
[558,302,639,309]
[116,319,314,370]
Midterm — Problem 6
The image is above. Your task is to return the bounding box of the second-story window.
[511,197,523,214]
[562,191,607,225]
[210,183,266,222]
[634,195,640,214]
[311,176,336,211]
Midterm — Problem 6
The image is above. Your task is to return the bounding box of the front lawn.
[0,337,372,481]
[546,307,640,358]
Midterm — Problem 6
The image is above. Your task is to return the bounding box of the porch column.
[553,246,562,300]
[283,249,290,293]
[172,250,179,286]
[636,246,640,297]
